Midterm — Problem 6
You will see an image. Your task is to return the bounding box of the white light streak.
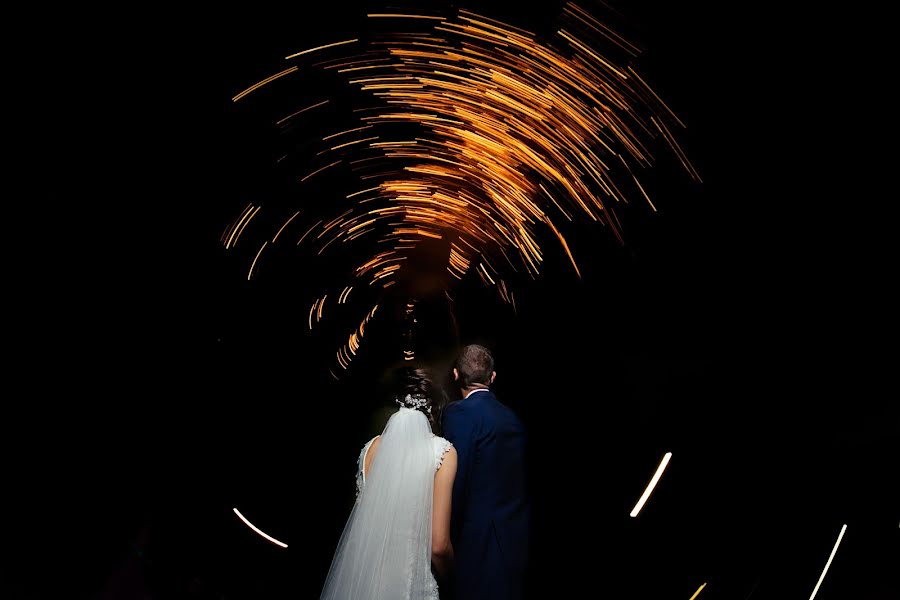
[808,524,847,600]
[629,451,672,517]
[233,507,288,548]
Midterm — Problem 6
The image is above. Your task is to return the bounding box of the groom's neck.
[460,385,489,398]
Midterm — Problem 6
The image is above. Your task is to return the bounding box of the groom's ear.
[490,371,496,384]
[453,368,459,381]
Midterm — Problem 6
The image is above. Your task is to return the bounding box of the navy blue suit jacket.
[442,390,529,600]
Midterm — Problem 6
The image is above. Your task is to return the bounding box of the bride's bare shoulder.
[364,436,381,475]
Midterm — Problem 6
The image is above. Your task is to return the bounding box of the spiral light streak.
[337,304,379,370]
[226,3,696,374]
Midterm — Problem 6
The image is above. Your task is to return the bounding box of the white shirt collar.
[464,388,491,399]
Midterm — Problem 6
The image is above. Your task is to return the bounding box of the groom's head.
[453,344,496,389]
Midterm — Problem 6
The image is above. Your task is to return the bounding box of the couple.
[320,344,530,600]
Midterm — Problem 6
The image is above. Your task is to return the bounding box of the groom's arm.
[442,403,475,539]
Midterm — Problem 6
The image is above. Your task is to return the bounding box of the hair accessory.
[396,393,430,413]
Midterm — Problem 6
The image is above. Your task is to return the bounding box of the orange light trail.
[277,100,330,126]
[232,67,298,102]
[230,205,262,249]
[368,14,446,20]
[688,582,707,600]
[247,241,267,280]
[272,211,300,243]
[300,160,342,182]
[284,39,358,60]
[225,3,697,371]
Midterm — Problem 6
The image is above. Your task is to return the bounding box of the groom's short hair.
[456,344,494,387]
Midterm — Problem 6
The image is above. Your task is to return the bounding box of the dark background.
[6,0,896,598]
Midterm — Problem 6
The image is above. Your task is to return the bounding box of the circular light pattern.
[223,3,698,373]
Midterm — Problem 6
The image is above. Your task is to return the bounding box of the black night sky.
[6,1,897,599]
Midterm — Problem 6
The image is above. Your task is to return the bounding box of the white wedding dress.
[320,406,453,600]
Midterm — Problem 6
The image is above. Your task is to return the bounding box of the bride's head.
[392,366,447,432]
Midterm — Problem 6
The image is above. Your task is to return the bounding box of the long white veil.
[320,406,436,599]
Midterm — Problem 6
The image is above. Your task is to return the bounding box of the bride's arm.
[431,447,457,579]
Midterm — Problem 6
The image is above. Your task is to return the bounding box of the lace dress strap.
[432,436,453,471]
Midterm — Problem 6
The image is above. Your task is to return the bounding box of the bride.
[320,367,457,600]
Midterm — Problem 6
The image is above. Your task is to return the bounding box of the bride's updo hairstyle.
[392,366,447,433]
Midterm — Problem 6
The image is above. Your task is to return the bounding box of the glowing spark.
[300,160,342,182]
[277,100,330,126]
[223,204,253,249]
[285,39,358,60]
[558,29,629,79]
[226,3,697,368]
[368,14,445,20]
[297,219,322,245]
[627,66,684,126]
[688,582,707,600]
[272,211,300,243]
[322,136,380,153]
[335,304,378,371]
[808,524,847,600]
[651,116,702,182]
[563,3,640,56]
[629,451,672,517]
[232,508,288,548]
[224,205,261,249]
[234,206,262,249]
[248,241,267,280]
[317,294,327,321]
[478,262,496,285]
[545,219,581,278]
[323,125,373,141]
[308,299,317,330]
[347,186,381,198]
[232,67,298,102]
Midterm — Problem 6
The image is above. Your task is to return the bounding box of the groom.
[442,344,529,600]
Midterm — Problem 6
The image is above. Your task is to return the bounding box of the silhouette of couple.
[320,344,529,600]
